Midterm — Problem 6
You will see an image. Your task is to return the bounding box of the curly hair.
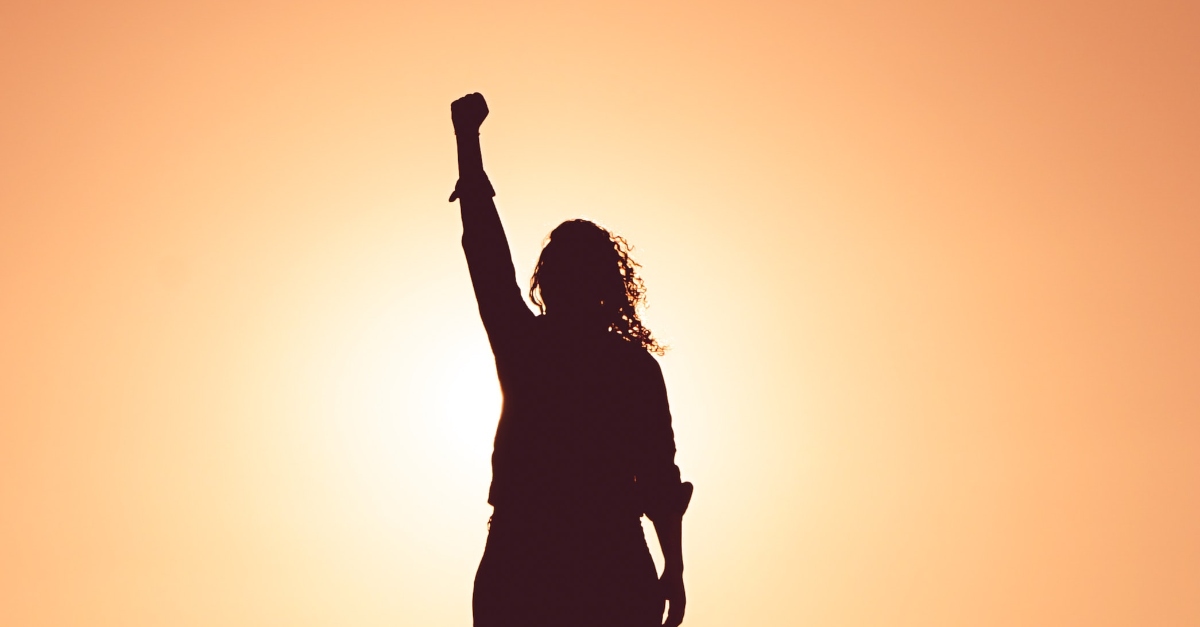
[529,219,666,355]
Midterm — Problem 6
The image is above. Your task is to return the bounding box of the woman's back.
[488,316,674,519]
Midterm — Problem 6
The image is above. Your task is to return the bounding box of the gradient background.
[3,1,1198,625]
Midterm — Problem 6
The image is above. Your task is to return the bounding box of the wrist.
[454,132,484,179]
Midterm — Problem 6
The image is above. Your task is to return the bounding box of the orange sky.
[2,2,1198,626]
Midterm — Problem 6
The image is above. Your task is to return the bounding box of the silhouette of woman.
[448,93,692,627]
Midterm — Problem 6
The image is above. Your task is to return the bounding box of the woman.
[449,93,691,627]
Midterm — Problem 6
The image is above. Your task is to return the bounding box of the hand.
[660,569,686,627]
[451,92,489,135]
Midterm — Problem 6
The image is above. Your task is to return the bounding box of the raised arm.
[449,93,533,350]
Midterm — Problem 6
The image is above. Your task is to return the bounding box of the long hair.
[529,219,666,355]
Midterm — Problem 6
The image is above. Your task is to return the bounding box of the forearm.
[456,131,484,179]
[454,128,505,255]
[652,514,684,574]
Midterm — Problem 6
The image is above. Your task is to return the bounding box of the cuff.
[644,481,694,521]
[448,175,496,202]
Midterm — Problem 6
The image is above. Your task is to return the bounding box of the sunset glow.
[2,2,1198,626]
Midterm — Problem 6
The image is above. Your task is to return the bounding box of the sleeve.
[458,187,535,355]
[634,355,692,521]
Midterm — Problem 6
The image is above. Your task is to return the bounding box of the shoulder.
[612,337,662,379]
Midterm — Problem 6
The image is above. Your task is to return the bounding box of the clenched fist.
[451,92,489,135]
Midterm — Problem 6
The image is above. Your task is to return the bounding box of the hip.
[474,511,662,626]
